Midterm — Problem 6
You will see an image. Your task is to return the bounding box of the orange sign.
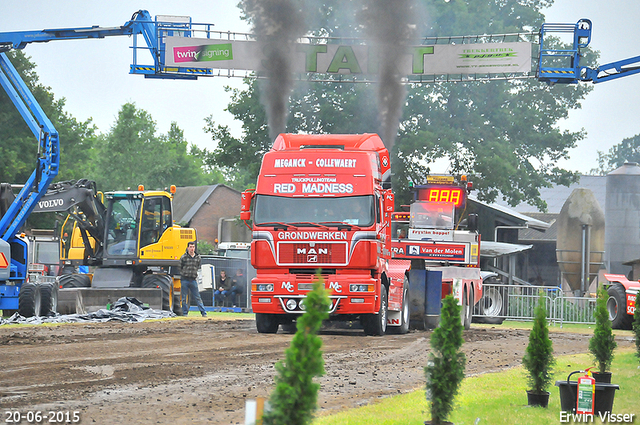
[0,252,8,268]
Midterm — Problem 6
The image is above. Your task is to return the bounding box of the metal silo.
[605,162,640,275]
[556,188,605,295]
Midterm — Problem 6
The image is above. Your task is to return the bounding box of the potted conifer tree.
[589,286,617,383]
[262,278,331,425]
[522,293,555,407]
[424,295,466,425]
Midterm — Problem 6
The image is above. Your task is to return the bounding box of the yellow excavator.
[34,179,195,314]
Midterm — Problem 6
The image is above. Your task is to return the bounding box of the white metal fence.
[473,283,597,326]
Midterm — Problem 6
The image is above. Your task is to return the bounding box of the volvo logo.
[37,198,64,209]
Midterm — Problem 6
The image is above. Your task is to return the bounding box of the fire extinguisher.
[576,367,596,415]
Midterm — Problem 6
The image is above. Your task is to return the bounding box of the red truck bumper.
[251,273,380,316]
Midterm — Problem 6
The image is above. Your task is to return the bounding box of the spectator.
[230,268,246,307]
[180,241,207,317]
[214,270,231,306]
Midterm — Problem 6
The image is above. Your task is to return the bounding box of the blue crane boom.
[0,10,214,315]
[537,18,640,84]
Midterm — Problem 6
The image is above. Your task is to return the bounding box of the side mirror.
[383,190,394,214]
[467,213,478,231]
[240,190,254,221]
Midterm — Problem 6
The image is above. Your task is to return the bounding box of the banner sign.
[165,37,531,76]
[391,240,469,263]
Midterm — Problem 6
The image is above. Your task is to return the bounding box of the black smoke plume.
[361,0,417,151]
[242,0,306,141]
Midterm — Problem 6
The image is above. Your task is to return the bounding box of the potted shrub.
[522,293,555,407]
[589,286,617,383]
[424,295,466,425]
[262,278,331,425]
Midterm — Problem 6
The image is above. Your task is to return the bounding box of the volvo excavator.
[33,179,195,314]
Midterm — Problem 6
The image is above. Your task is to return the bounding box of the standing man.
[180,241,207,317]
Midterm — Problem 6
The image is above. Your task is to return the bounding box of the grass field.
[312,349,639,425]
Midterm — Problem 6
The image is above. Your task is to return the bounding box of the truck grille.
[277,242,347,266]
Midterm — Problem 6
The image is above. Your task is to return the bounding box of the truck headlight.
[286,299,298,310]
[256,284,274,292]
[350,284,370,292]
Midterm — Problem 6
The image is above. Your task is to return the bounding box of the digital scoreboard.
[416,185,466,207]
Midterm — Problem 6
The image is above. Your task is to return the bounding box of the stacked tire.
[18,281,58,317]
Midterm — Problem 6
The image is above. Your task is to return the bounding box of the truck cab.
[243,133,399,335]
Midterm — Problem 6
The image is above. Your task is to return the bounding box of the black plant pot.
[527,390,550,408]
[592,371,612,384]
[556,380,619,414]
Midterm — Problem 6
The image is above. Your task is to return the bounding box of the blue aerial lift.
[0,11,215,316]
[538,18,640,84]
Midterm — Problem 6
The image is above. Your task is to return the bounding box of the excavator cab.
[102,190,193,264]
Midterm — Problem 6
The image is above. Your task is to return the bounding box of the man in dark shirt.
[180,241,206,317]
[214,270,231,306]
[229,268,246,307]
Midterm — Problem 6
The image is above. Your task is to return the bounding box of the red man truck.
[240,133,406,335]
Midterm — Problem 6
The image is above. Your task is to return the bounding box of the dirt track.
[0,318,633,424]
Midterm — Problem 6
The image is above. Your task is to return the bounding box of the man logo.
[282,281,294,292]
[297,247,328,255]
[329,281,342,293]
[409,245,419,255]
[307,255,318,263]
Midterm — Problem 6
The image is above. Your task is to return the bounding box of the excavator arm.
[33,180,107,261]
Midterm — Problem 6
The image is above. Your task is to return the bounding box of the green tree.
[0,50,97,184]
[95,103,216,191]
[522,294,555,396]
[590,134,640,175]
[95,103,157,190]
[589,286,617,373]
[262,278,330,425]
[425,295,466,425]
[203,81,270,187]
[206,0,593,210]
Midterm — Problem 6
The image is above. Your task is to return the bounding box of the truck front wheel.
[362,285,388,336]
[256,313,280,333]
[460,288,472,330]
[607,284,633,329]
[388,286,409,334]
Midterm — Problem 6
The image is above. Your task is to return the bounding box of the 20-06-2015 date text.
[4,411,80,424]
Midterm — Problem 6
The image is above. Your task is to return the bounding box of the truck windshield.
[410,201,455,229]
[254,195,375,227]
[106,198,142,256]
